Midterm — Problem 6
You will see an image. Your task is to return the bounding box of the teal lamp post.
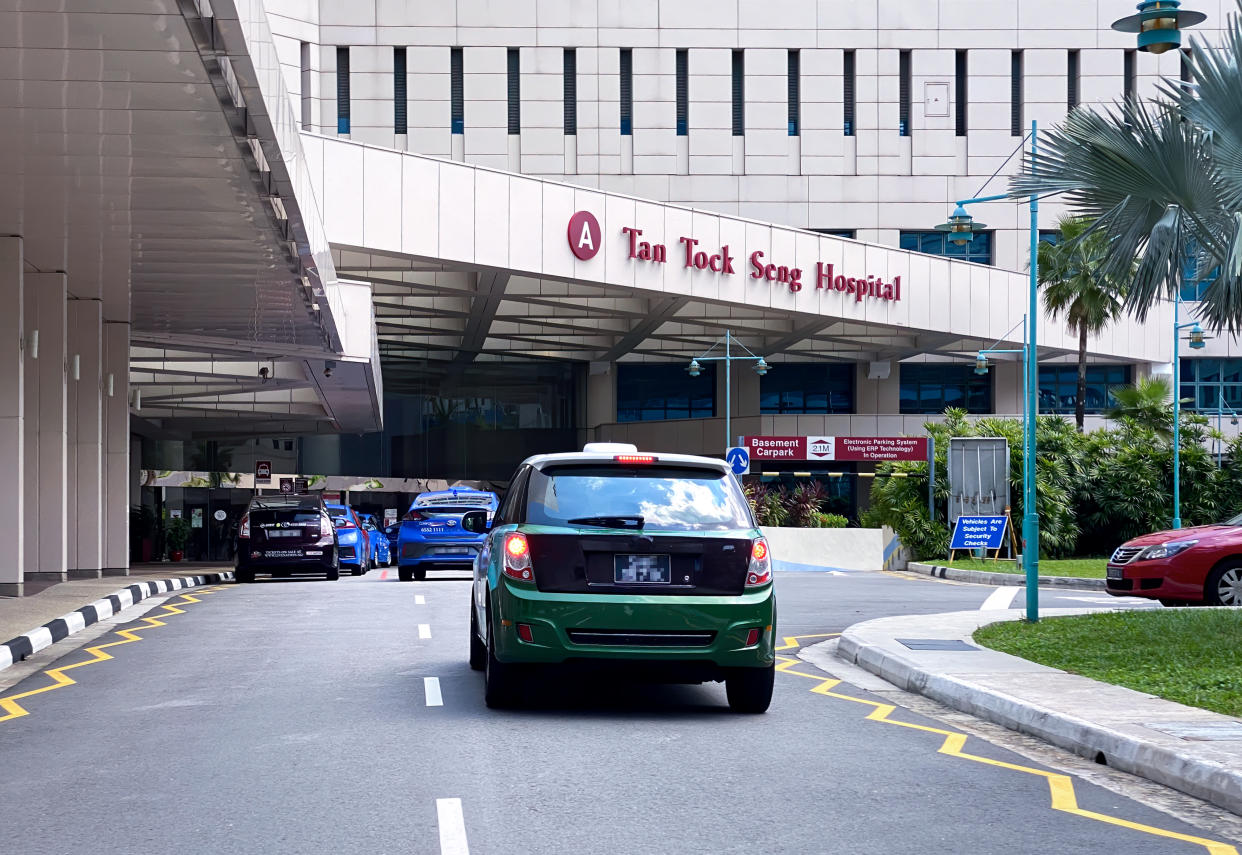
[1171,297,1208,529]
[936,120,1041,621]
[1111,1,1206,54]
[688,329,770,452]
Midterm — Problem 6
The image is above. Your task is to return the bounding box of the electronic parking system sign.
[949,515,1008,551]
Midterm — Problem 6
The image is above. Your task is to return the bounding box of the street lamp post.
[1111,1,1206,54]
[937,120,1041,621]
[688,329,770,452]
[1171,296,1207,529]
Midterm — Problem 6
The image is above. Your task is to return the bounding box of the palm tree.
[1010,2,1242,332]
[1106,376,1175,439]
[1037,215,1129,430]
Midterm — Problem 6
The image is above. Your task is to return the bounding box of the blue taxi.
[396,489,499,581]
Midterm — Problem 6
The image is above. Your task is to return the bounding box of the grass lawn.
[974,610,1242,718]
[928,557,1107,578]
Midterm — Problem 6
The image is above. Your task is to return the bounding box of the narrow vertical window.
[300,41,312,131]
[336,46,350,135]
[954,50,968,137]
[1123,49,1137,101]
[619,48,633,135]
[563,49,577,135]
[787,50,800,136]
[1011,50,1024,136]
[1067,49,1080,110]
[898,50,912,136]
[676,49,689,136]
[450,47,464,134]
[394,47,407,134]
[507,48,520,134]
[1180,48,1192,85]
[731,50,745,136]
[843,49,856,137]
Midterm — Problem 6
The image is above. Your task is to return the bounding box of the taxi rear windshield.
[403,507,480,520]
[525,464,752,531]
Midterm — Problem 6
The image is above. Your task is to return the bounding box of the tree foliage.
[862,395,1242,560]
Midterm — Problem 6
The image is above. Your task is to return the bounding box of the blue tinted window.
[899,230,993,265]
[1181,238,1220,301]
[1037,364,1132,414]
[900,364,992,414]
[760,363,854,414]
[1181,358,1242,414]
[617,363,715,422]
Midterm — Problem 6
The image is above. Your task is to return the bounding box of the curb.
[907,561,1106,590]
[835,622,1242,817]
[0,572,235,673]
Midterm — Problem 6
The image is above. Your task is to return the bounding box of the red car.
[1106,519,1242,606]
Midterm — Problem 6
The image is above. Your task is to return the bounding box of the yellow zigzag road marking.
[776,636,1238,855]
[0,586,226,723]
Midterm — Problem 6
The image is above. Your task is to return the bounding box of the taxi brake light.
[238,514,250,538]
[614,454,657,464]
[517,623,534,643]
[746,537,772,587]
[502,532,534,582]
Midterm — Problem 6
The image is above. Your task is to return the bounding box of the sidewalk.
[833,608,1242,815]
[0,564,235,667]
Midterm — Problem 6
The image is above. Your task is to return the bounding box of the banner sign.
[742,436,929,462]
[949,515,1008,551]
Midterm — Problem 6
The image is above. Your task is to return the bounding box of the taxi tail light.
[336,518,356,529]
[517,623,534,643]
[502,532,534,582]
[320,515,334,538]
[746,537,772,587]
[238,514,250,538]
[614,454,657,464]
[745,628,761,646]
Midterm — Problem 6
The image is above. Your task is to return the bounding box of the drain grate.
[897,638,980,652]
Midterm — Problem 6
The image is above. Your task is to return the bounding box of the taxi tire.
[235,569,254,584]
[398,567,414,582]
[484,609,521,709]
[725,664,774,714]
[326,565,340,581]
[414,568,427,581]
[469,604,486,671]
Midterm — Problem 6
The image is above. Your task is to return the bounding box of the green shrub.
[809,512,849,528]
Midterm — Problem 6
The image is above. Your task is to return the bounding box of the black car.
[235,495,339,582]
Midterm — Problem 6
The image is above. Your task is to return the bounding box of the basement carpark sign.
[742,436,929,462]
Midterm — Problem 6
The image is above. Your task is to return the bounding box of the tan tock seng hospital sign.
[567,211,904,305]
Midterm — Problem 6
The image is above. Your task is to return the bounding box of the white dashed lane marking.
[436,798,469,855]
[980,586,1020,611]
[415,594,426,605]
[418,624,432,639]
[424,677,443,706]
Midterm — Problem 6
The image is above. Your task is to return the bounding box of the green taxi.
[463,443,776,713]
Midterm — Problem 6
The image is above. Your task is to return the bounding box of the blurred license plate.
[268,530,300,538]
[1107,566,1123,579]
[439,547,470,555]
[266,550,302,558]
[614,554,671,583]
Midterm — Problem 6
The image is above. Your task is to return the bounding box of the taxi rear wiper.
[568,515,645,529]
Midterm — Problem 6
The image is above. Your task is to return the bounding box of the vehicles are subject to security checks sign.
[949,515,1009,551]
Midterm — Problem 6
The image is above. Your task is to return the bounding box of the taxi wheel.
[235,569,254,584]
[414,568,427,581]
[484,609,521,709]
[352,558,365,576]
[469,603,486,671]
[725,664,775,714]
[326,561,340,581]
[398,567,413,582]
[1206,561,1242,606]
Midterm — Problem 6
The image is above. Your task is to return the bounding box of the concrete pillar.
[0,237,24,596]
[67,299,103,578]
[585,363,616,430]
[103,320,130,575]
[23,273,67,583]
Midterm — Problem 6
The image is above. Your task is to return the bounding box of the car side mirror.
[461,510,491,534]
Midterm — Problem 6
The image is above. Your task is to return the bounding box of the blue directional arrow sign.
[726,446,750,476]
